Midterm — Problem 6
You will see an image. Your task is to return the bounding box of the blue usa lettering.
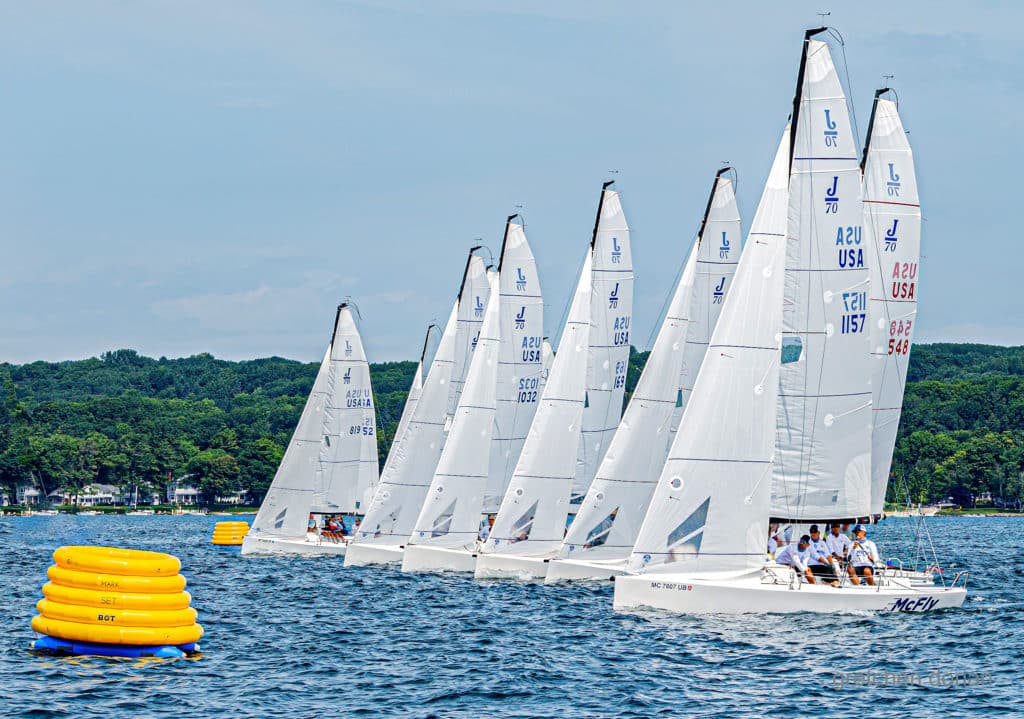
[613,315,630,346]
[521,335,543,363]
[835,226,863,268]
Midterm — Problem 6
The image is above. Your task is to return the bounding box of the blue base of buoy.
[31,634,199,659]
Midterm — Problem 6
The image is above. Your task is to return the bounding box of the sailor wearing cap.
[847,525,880,586]
[773,534,827,585]
[806,524,840,585]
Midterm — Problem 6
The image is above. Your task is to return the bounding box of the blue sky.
[1,1,1017,364]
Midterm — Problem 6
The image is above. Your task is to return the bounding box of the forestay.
[482,251,593,557]
[409,272,501,549]
[629,125,790,576]
[486,217,545,512]
[313,304,379,515]
[670,171,742,435]
[771,33,872,522]
[864,93,920,515]
[353,301,459,546]
[249,346,332,539]
[576,185,633,499]
[557,170,741,562]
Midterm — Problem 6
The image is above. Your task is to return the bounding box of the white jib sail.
[448,254,491,422]
[771,35,872,522]
[486,217,545,512]
[628,125,790,576]
[250,345,332,539]
[575,185,633,499]
[314,304,379,515]
[864,94,920,515]
[482,250,593,557]
[352,301,459,546]
[670,171,742,436]
[557,234,700,561]
[409,272,501,549]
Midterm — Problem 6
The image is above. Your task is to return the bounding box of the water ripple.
[0,515,1020,718]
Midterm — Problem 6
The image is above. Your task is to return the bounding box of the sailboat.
[344,250,490,567]
[546,170,741,582]
[474,182,631,579]
[242,303,379,556]
[615,31,966,613]
[402,216,546,573]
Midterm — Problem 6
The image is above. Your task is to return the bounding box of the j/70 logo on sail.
[712,277,726,304]
[514,306,526,329]
[887,163,901,197]
[824,176,839,213]
[719,231,730,259]
[884,219,899,252]
[344,340,353,357]
[515,268,527,291]
[823,109,839,146]
[474,295,484,318]
[609,282,620,309]
[611,237,622,264]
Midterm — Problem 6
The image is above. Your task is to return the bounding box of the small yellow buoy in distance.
[211,520,249,546]
[30,546,203,658]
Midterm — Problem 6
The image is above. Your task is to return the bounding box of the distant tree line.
[1,343,1022,509]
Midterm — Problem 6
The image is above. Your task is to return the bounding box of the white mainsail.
[313,304,379,515]
[248,346,332,540]
[407,272,501,551]
[554,171,740,567]
[449,252,491,421]
[670,170,742,435]
[628,125,790,576]
[771,34,872,522]
[864,92,920,515]
[480,250,592,560]
[381,332,427,483]
[486,217,545,512]
[575,184,633,499]
[347,301,459,555]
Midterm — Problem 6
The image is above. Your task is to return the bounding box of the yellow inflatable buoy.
[31,546,203,657]
[211,520,249,546]
[53,546,181,577]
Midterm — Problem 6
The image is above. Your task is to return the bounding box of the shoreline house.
[166,476,200,505]
[16,486,41,506]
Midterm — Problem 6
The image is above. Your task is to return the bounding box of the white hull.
[241,534,349,557]
[544,557,625,583]
[613,570,967,614]
[343,542,405,567]
[401,545,477,574]
[474,552,552,580]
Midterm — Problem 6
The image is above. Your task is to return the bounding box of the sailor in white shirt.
[806,525,841,586]
[773,535,827,585]
[846,525,880,586]
[825,522,852,563]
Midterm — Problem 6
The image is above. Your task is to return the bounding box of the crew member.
[847,525,880,586]
[773,535,820,584]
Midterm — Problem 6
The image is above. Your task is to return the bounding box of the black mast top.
[789,27,830,172]
[860,87,893,171]
[419,322,437,365]
[330,302,349,344]
[497,214,519,272]
[456,245,484,301]
[696,167,733,245]
[590,181,615,249]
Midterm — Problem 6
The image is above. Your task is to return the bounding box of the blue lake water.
[0,514,1020,718]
